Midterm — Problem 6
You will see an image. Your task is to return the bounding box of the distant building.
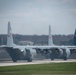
[74,29,76,45]
[18,41,34,45]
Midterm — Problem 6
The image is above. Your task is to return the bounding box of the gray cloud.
[0,0,76,35]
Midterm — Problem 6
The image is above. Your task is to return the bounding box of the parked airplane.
[46,25,76,59]
[0,22,76,62]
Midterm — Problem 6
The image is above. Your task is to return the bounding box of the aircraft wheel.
[50,52,54,60]
[27,57,32,62]
[12,58,17,62]
[51,58,54,60]
[63,57,67,60]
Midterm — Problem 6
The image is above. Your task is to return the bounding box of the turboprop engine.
[62,48,70,60]
[50,48,70,60]
[50,48,63,60]
[25,48,37,62]
[55,48,63,57]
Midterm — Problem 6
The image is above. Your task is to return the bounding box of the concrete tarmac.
[0,59,76,67]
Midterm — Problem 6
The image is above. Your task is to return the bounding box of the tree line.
[0,34,74,46]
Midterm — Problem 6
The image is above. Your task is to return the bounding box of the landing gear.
[26,49,33,62]
[12,59,17,62]
[50,54,54,60]
[51,57,54,60]
[50,50,55,60]
[50,52,55,60]
[27,57,32,62]
[63,56,67,60]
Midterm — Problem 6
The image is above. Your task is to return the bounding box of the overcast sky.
[0,0,76,35]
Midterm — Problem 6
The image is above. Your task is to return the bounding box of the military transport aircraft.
[0,22,76,62]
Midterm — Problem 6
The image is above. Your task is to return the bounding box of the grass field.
[0,62,76,75]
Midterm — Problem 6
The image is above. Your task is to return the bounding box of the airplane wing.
[29,45,76,60]
[65,46,76,54]
[0,45,7,49]
[25,45,76,50]
[33,45,76,54]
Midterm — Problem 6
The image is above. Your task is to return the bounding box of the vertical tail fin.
[48,25,54,46]
[7,22,14,47]
[74,29,76,45]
